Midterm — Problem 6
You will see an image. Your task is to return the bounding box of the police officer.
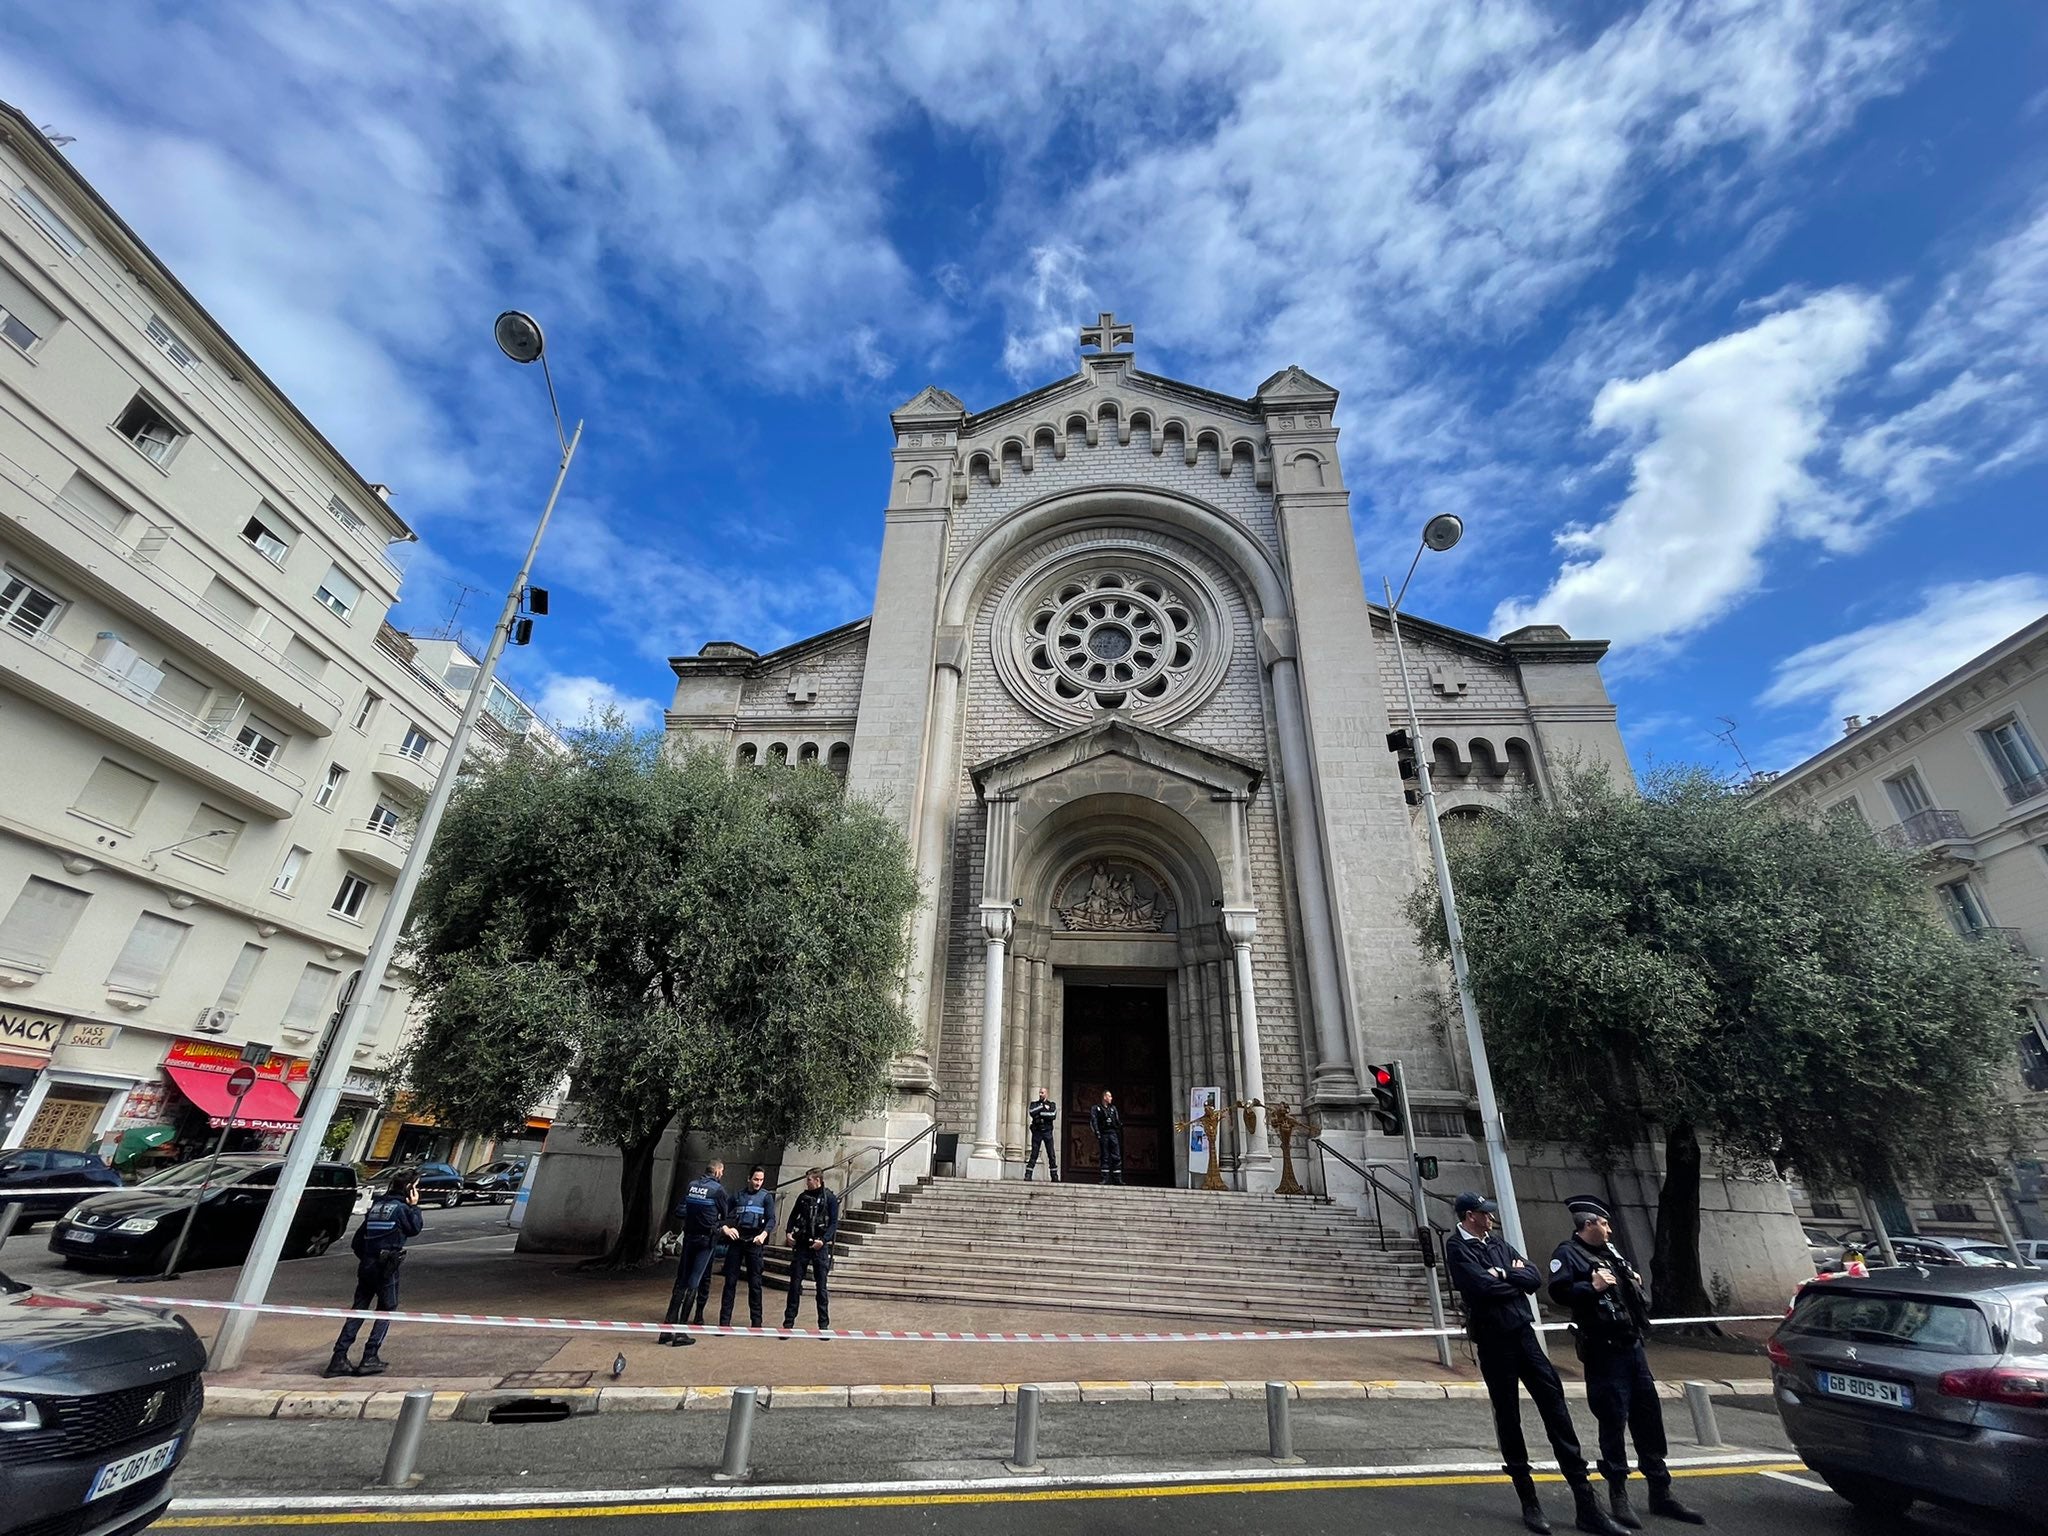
[660,1159,736,1346]
[1445,1191,1624,1536]
[1089,1089,1124,1184]
[1549,1195,1706,1527]
[1025,1088,1059,1181]
[719,1164,777,1328]
[326,1171,424,1378]
[782,1167,840,1330]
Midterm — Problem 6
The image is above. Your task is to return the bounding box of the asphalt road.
[157,1465,2017,1535]
[0,1197,513,1290]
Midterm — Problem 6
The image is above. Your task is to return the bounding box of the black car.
[1770,1266,2048,1524]
[460,1157,531,1205]
[0,1148,121,1227]
[46,1157,358,1273]
[386,1162,463,1208]
[0,1266,207,1536]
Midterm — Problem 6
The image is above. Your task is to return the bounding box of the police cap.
[1453,1191,1498,1218]
[1565,1193,1612,1225]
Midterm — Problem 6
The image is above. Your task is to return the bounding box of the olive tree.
[1408,766,2029,1313]
[396,725,919,1266]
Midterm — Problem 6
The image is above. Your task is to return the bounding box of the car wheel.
[1815,1467,1915,1516]
[439,1190,458,1208]
[495,1193,513,1205]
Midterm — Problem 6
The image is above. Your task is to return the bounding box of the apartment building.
[0,101,475,1167]
[1754,610,2048,1240]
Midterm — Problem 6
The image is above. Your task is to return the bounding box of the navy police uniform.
[330,1187,424,1373]
[661,1168,734,1345]
[783,1181,840,1329]
[1025,1094,1059,1181]
[719,1182,778,1328]
[1089,1099,1124,1184]
[1445,1192,1623,1536]
[1548,1195,1705,1527]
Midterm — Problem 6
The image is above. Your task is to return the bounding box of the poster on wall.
[1188,1085,1221,1179]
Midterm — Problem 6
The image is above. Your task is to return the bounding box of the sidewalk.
[84,1232,1777,1412]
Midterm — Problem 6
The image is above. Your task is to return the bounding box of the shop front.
[158,1038,309,1160]
[335,1068,387,1163]
[0,1005,62,1145]
[368,1094,452,1167]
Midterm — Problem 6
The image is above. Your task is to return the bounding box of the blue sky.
[4,1,2045,776]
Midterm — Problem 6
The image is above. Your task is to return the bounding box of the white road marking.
[1760,1470,1828,1493]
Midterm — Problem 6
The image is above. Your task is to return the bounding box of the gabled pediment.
[972,710,1261,800]
[891,386,967,425]
[1254,365,1339,405]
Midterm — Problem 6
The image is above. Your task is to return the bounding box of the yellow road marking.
[160,1462,1806,1525]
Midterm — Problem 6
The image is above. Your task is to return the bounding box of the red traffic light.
[1372,1066,1392,1087]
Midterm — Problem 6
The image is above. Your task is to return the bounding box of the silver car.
[1770,1267,2048,1522]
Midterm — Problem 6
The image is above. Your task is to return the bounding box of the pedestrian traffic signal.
[1369,1062,1403,1135]
[1384,729,1422,806]
[1415,1155,1439,1182]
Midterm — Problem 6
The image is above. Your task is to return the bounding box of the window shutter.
[0,877,89,970]
[0,259,57,338]
[107,912,191,994]
[217,942,266,1008]
[72,758,156,829]
[182,802,246,861]
[282,962,339,1028]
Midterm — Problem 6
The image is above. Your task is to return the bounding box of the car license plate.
[68,1229,95,1244]
[1817,1371,1913,1409]
[87,1435,180,1500]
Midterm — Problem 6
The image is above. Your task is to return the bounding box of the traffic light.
[1369,1062,1403,1136]
[1385,729,1421,806]
[511,585,550,644]
[510,616,534,645]
[1415,1154,1439,1182]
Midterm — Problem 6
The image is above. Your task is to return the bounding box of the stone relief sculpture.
[1055,859,1176,932]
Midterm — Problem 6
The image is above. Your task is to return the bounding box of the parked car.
[1769,1267,2048,1523]
[46,1157,358,1274]
[1896,1235,2021,1268]
[2020,1240,2048,1266]
[0,1264,207,1536]
[1803,1226,1847,1271]
[460,1157,531,1205]
[0,1149,121,1228]
[385,1162,464,1208]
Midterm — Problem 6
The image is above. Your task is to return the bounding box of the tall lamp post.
[210,313,581,1369]
[1381,515,1532,1267]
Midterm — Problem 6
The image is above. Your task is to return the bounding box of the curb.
[204,1376,1777,1420]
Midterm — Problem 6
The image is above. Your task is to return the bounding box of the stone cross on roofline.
[1079,311,1134,355]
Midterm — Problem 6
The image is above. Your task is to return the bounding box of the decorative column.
[1260,626,1360,1102]
[968,902,1013,1179]
[1221,906,1275,1187]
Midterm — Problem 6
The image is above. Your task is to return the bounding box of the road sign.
[226,1064,259,1100]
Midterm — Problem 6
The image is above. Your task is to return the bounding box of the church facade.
[664,318,1636,1195]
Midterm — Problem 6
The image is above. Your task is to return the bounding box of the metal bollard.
[715,1387,759,1482]
[1683,1381,1722,1448]
[0,1202,20,1257]
[1006,1385,1044,1473]
[377,1391,433,1488]
[1265,1381,1302,1465]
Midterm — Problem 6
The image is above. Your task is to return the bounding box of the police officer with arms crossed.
[1025,1088,1059,1181]
[660,1160,736,1346]
[719,1164,777,1329]
[1549,1195,1705,1527]
[1445,1191,1625,1535]
[1089,1089,1124,1184]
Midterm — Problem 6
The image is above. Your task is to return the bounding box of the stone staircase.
[786,1176,1436,1331]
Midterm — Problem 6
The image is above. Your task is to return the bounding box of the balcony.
[1880,807,1974,856]
[0,621,303,818]
[0,451,344,735]
[372,742,442,800]
[338,816,411,876]
[2001,769,2048,807]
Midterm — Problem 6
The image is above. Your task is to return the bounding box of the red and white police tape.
[101,1293,1783,1344]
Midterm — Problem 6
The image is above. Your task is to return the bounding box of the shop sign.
[0,1007,64,1057]
[62,1021,120,1051]
[342,1068,385,1100]
[165,1037,309,1084]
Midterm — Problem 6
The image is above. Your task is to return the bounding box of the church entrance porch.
[1061,982,1172,1186]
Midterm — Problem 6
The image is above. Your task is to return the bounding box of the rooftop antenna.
[1714,717,1755,778]
[39,125,76,148]
[435,583,483,641]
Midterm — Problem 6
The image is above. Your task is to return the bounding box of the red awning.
[164,1065,304,1131]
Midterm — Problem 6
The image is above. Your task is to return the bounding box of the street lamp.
[209,315,583,1369]
[1381,515,1532,1266]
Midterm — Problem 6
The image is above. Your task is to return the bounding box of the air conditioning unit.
[194,1006,235,1034]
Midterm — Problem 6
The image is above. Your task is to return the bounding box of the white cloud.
[1760,574,2048,734]
[531,672,665,731]
[1491,290,1887,647]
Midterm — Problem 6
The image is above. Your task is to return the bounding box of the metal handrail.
[1309,1136,1460,1246]
[842,1122,936,1212]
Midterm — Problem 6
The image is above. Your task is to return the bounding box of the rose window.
[1025,571,1198,711]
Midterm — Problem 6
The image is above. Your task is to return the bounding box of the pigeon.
[612,1353,627,1380]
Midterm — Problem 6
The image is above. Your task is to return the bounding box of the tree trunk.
[1650,1120,1713,1318]
[583,1127,666,1270]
